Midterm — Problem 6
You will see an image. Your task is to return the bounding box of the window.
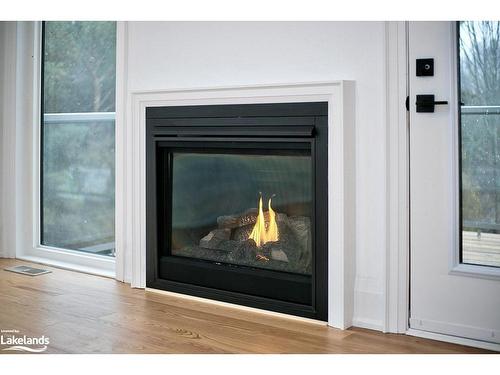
[41,21,116,257]
[458,21,500,268]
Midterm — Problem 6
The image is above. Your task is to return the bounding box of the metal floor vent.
[4,265,52,276]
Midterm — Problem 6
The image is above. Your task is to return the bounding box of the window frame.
[450,21,500,279]
[15,21,116,277]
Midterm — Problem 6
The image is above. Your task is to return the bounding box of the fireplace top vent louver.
[147,102,327,138]
[146,102,328,119]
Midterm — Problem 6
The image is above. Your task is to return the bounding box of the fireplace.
[146,102,328,320]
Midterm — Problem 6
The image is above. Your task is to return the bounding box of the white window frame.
[449,21,500,280]
[14,21,118,277]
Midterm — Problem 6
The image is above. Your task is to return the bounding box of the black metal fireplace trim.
[146,102,328,321]
[146,102,328,119]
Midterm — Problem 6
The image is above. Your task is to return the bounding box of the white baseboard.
[407,328,500,352]
[352,318,385,332]
[353,287,385,331]
[409,317,500,345]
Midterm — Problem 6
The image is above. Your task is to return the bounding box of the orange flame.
[249,194,279,247]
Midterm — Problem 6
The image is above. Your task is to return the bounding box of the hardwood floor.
[0,259,491,354]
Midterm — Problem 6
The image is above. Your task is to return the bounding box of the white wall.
[0,22,17,259]
[125,21,388,329]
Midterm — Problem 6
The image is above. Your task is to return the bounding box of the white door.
[409,21,500,345]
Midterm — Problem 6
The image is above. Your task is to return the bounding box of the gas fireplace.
[146,102,328,320]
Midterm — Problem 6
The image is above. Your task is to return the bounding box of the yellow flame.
[249,195,279,247]
[266,197,278,243]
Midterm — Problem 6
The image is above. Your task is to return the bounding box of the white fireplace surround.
[122,81,356,329]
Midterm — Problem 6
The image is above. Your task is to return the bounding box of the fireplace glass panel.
[170,151,313,275]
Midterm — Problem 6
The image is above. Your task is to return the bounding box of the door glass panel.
[459,21,500,267]
[41,22,116,256]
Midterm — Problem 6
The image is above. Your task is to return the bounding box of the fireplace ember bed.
[146,102,328,320]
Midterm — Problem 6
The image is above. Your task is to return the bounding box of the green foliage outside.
[43,21,116,113]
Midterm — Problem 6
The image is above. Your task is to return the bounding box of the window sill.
[17,251,115,279]
[449,262,500,281]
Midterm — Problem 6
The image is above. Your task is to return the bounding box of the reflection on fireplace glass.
[171,152,312,275]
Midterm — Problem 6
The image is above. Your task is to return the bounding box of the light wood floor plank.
[0,259,492,354]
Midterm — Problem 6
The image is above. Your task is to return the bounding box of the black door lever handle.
[416,94,449,113]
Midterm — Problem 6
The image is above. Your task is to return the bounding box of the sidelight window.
[41,21,116,257]
[458,21,500,268]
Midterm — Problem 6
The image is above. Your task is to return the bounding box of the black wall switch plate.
[416,58,434,76]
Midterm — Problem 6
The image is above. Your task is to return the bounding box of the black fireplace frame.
[146,102,328,321]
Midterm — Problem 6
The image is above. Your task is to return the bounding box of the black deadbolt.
[416,58,434,77]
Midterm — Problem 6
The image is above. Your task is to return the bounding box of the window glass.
[41,21,116,257]
[459,21,500,268]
